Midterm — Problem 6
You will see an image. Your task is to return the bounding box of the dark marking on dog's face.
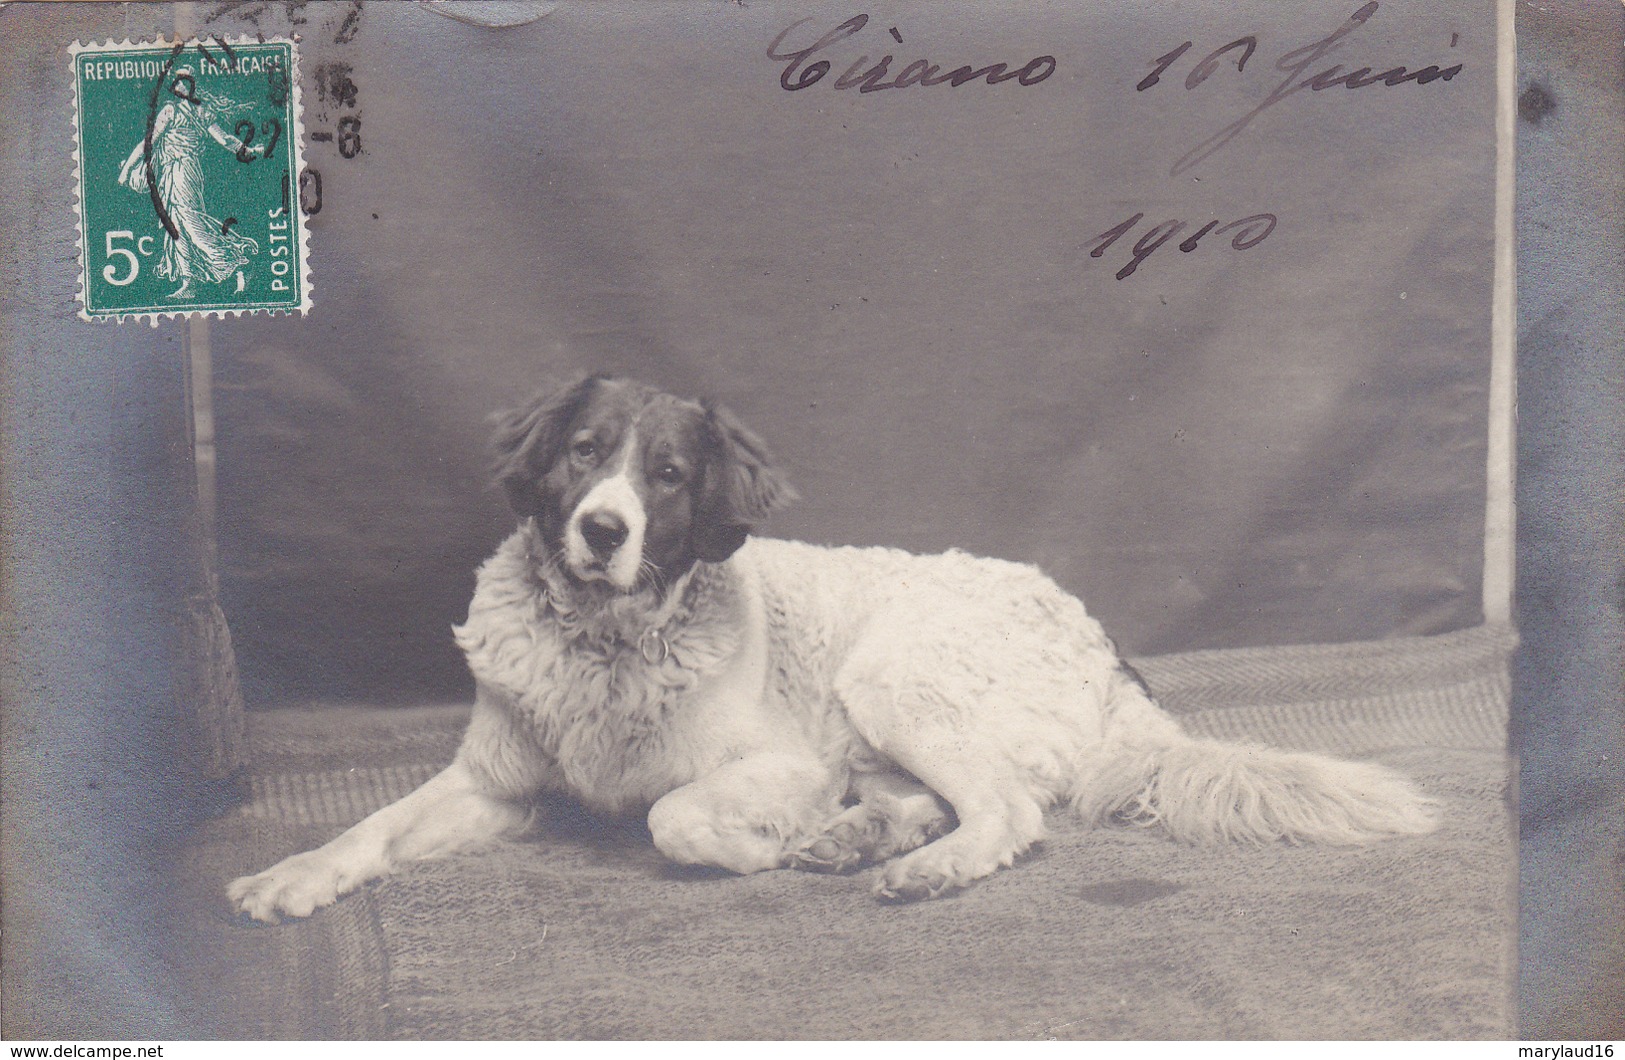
[490,377,797,591]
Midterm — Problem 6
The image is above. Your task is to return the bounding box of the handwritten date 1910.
[1087,212,1277,280]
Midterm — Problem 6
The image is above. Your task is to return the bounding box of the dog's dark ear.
[490,376,600,517]
[694,402,798,562]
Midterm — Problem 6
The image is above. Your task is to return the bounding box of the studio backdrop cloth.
[178,0,1502,706]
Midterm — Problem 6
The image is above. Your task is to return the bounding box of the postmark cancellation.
[70,37,312,323]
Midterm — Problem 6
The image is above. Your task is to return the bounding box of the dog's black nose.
[580,511,629,556]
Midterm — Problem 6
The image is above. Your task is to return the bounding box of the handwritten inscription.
[1087,213,1277,280]
[767,15,1056,93]
[1143,2,1464,175]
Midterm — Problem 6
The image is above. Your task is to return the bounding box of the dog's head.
[490,377,797,592]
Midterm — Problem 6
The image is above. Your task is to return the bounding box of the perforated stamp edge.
[69,35,313,325]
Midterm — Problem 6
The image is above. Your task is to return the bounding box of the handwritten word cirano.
[767,15,1056,94]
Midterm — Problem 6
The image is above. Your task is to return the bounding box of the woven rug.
[179,624,1515,1039]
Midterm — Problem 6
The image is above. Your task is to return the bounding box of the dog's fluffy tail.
[1071,736,1438,845]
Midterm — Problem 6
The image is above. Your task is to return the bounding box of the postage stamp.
[70,37,311,322]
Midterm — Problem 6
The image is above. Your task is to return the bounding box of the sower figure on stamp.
[117,66,264,301]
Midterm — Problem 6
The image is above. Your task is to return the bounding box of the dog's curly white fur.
[229,377,1436,921]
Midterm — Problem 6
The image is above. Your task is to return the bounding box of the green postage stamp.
[71,37,311,322]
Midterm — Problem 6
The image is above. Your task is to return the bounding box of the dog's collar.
[633,565,700,665]
[637,627,671,666]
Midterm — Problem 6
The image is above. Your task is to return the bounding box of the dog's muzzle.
[564,483,647,590]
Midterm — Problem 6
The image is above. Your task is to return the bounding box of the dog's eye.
[571,439,598,461]
[652,464,685,486]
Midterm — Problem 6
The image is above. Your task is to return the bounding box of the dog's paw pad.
[790,834,864,873]
[790,817,879,873]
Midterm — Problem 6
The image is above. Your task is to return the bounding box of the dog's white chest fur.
[453,530,798,813]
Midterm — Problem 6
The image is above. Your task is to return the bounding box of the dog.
[229,376,1436,921]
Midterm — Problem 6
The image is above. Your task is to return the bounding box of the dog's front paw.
[875,842,994,902]
[876,860,956,902]
[227,848,356,923]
